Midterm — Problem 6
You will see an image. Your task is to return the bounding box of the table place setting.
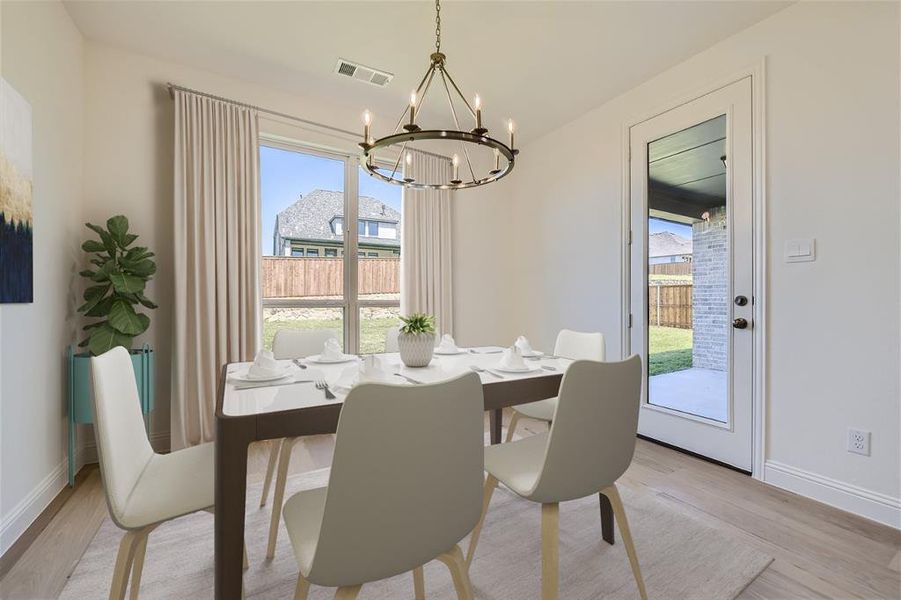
[228,350,315,391]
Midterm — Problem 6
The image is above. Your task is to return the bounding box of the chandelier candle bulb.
[362,110,371,143]
[404,151,414,183]
[475,94,482,129]
[451,153,461,184]
[409,91,417,125]
[508,119,516,149]
[491,148,501,174]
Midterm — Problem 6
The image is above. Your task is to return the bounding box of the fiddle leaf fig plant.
[399,313,436,335]
[77,215,157,356]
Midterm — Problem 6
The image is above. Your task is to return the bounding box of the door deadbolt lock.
[734,295,749,306]
[732,318,749,329]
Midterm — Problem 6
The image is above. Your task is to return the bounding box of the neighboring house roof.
[275,189,401,247]
[649,231,692,258]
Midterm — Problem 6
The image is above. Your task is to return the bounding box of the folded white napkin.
[247,350,283,379]
[321,338,343,360]
[515,335,535,356]
[335,356,390,391]
[436,333,458,353]
[499,345,527,370]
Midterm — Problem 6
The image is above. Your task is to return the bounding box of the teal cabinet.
[67,345,154,486]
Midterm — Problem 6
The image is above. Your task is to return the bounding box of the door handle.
[732,318,749,330]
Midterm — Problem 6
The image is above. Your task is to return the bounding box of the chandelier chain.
[435,0,441,52]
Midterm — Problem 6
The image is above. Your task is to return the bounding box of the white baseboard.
[764,460,901,529]
[0,459,67,556]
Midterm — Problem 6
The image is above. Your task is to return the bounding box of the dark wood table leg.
[488,408,503,445]
[215,418,254,600]
[598,492,615,545]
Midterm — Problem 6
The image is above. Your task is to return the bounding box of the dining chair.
[262,328,340,558]
[384,325,400,353]
[505,329,605,442]
[90,347,247,599]
[282,372,485,600]
[467,356,646,600]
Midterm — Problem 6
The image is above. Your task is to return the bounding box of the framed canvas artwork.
[0,77,33,303]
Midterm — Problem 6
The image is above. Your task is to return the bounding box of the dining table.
[214,346,616,599]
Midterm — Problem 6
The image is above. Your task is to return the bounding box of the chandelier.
[359,0,518,190]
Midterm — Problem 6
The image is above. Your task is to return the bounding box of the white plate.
[230,367,293,383]
[434,348,466,355]
[520,350,544,358]
[307,354,358,364]
[494,364,540,374]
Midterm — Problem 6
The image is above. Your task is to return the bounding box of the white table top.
[222,346,571,417]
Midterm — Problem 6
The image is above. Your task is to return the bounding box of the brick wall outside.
[691,207,728,371]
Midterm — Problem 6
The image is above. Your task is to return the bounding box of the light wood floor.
[1,412,898,599]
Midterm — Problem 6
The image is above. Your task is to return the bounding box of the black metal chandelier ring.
[361,130,516,190]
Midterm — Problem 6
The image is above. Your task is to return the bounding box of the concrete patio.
[648,367,728,422]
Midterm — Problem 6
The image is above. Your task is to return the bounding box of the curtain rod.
[165,83,451,161]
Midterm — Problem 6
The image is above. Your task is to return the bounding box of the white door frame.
[620,60,767,479]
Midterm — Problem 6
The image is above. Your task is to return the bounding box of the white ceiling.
[64,1,790,144]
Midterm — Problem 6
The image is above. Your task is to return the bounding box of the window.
[260,141,402,353]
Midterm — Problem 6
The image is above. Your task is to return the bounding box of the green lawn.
[262,317,401,354]
[649,326,693,376]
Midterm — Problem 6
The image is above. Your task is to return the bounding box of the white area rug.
[61,468,772,599]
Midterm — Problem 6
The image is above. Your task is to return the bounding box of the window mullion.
[344,157,360,353]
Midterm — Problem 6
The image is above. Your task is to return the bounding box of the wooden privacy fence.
[649,262,692,276]
[262,257,400,298]
[649,284,692,329]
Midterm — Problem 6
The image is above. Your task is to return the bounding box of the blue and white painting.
[0,78,33,303]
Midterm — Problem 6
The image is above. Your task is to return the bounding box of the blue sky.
[260,145,402,256]
[649,217,691,238]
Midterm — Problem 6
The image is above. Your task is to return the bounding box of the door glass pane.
[357,167,402,304]
[261,146,345,299]
[262,307,344,352]
[359,306,403,354]
[646,115,728,422]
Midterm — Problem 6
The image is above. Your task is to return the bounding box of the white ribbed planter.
[398,332,436,367]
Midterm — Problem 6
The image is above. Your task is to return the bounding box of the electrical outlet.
[847,428,871,456]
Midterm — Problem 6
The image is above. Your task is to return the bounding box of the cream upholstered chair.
[261,328,340,558]
[283,372,485,600]
[384,325,401,353]
[505,329,605,442]
[468,356,646,600]
[90,347,247,599]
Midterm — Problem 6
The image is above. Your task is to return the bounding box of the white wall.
[0,1,84,554]
[502,2,900,525]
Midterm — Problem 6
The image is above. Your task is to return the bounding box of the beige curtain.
[401,151,454,335]
[171,90,261,449]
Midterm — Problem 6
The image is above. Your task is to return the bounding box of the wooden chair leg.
[602,484,647,600]
[437,545,474,600]
[541,503,559,600]
[293,574,311,600]
[260,439,282,507]
[334,585,362,599]
[598,492,615,545]
[109,530,141,600]
[243,543,249,570]
[413,566,425,599]
[127,528,154,600]
[465,474,498,567]
[505,412,521,443]
[267,437,297,559]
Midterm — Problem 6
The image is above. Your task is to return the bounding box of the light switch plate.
[785,238,816,263]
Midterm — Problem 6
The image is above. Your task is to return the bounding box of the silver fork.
[470,365,505,379]
[292,359,308,369]
[315,379,336,399]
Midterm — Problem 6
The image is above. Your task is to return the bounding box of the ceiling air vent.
[334,58,393,88]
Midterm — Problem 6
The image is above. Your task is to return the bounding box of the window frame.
[259,135,401,354]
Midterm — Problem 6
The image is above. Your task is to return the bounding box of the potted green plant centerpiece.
[66,215,157,485]
[397,313,436,367]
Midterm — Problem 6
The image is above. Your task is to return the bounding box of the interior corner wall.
[504,1,900,525]
[0,0,85,555]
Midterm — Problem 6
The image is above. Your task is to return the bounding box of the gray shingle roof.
[275,189,401,247]
[649,231,692,257]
